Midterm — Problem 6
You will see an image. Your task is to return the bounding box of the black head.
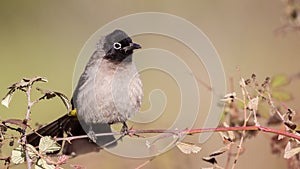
[102,29,141,63]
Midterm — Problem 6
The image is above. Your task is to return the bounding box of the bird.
[27,29,143,155]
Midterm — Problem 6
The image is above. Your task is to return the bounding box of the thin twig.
[225,142,234,169]
[232,76,253,169]
[53,126,300,143]
[134,158,154,169]
[22,85,33,169]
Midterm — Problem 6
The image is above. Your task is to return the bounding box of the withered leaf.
[267,113,283,125]
[287,108,296,121]
[209,143,231,157]
[27,76,48,86]
[221,122,235,142]
[283,141,300,159]
[247,96,259,111]
[36,87,56,99]
[55,91,71,112]
[270,135,288,155]
[221,92,236,103]
[284,121,297,130]
[2,76,48,108]
[37,88,71,112]
[176,141,201,154]
[1,89,14,108]
[219,132,233,143]
[202,156,217,164]
[2,119,26,129]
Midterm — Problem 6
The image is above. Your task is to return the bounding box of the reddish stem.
[130,125,300,140]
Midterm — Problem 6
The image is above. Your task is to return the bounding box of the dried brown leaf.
[209,143,231,157]
[37,88,71,112]
[2,77,48,108]
[202,156,217,164]
[283,141,300,159]
[267,113,283,125]
[176,141,201,154]
[2,119,26,129]
[284,121,297,130]
[247,97,259,111]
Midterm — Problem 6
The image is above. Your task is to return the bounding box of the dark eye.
[113,42,122,50]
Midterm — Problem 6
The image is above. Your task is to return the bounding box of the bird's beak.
[123,43,141,52]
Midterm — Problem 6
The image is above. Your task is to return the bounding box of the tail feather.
[26,114,117,156]
[26,114,70,147]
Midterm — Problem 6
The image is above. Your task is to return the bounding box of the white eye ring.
[113,42,122,50]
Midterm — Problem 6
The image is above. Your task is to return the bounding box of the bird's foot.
[120,123,142,137]
[87,130,97,143]
[121,122,129,135]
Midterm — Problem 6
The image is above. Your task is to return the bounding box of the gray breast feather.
[73,53,143,125]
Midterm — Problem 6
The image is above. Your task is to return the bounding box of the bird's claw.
[87,130,97,143]
[121,122,129,135]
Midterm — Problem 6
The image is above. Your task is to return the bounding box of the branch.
[22,84,33,169]
[55,125,300,142]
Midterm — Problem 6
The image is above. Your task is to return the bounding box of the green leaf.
[26,144,39,159]
[272,90,292,101]
[271,74,290,88]
[35,159,55,169]
[38,136,61,154]
[235,100,244,108]
[11,146,25,164]
[11,144,39,165]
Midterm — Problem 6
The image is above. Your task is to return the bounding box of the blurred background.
[0,0,300,168]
